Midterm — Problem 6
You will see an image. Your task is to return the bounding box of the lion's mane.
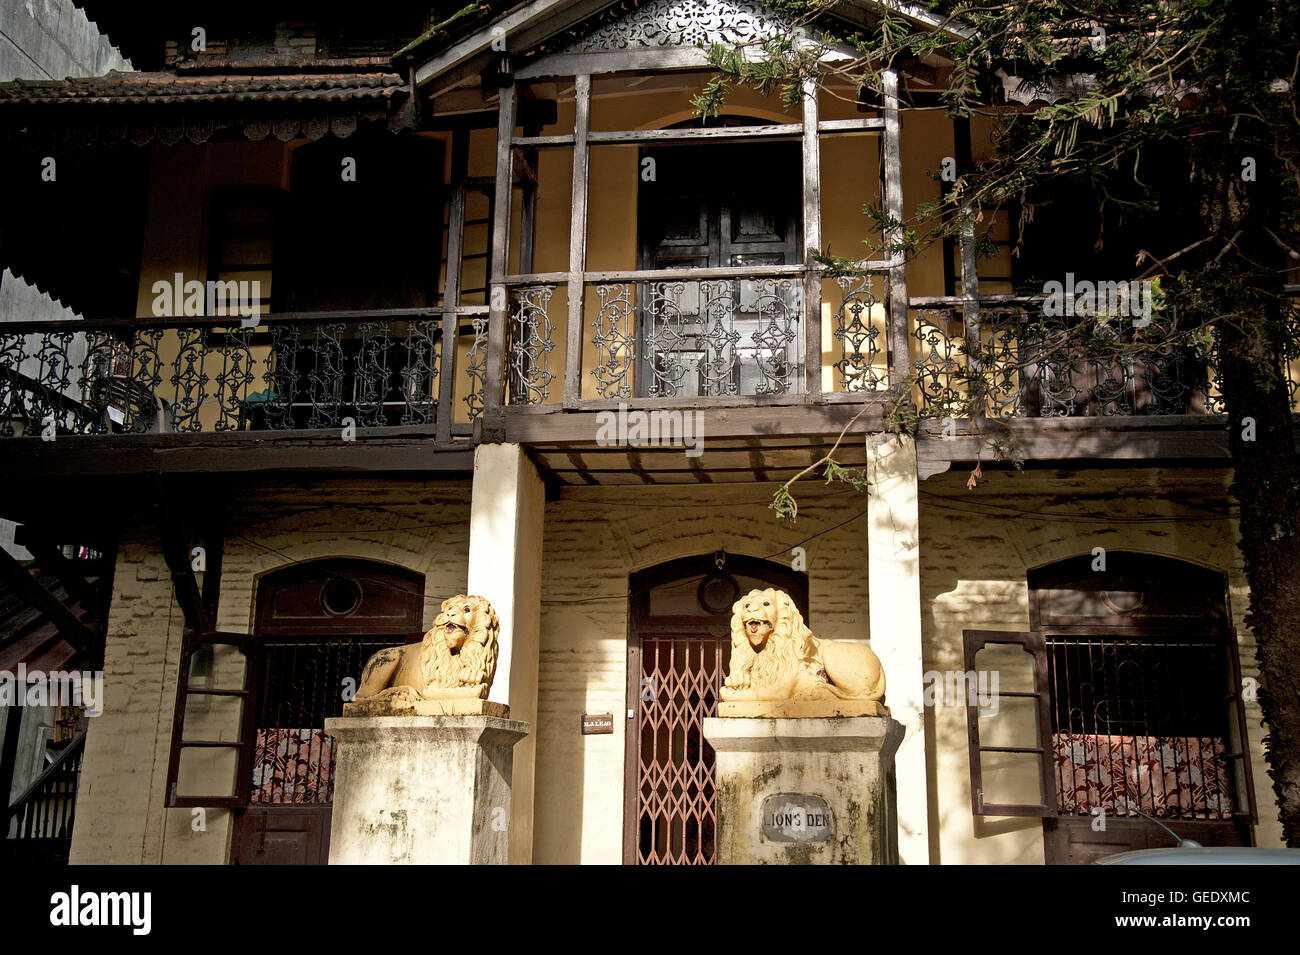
[728,588,820,689]
[420,595,500,698]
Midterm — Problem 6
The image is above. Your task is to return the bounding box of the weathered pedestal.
[324,715,529,865]
[702,716,904,865]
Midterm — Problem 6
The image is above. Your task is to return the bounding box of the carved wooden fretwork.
[552,0,796,53]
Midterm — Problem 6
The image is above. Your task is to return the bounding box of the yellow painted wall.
[917,465,1283,863]
[533,480,873,863]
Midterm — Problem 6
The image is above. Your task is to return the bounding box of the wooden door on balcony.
[636,132,803,397]
[230,559,424,865]
[624,554,807,864]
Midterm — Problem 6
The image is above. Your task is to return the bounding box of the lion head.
[727,588,818,690]
[420,595,500,697]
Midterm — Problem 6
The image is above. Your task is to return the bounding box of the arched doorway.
[624,552,807,865]
[963,551,1256,863]
[230,558,425,864]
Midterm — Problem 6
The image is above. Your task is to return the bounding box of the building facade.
[0,1,1288,865]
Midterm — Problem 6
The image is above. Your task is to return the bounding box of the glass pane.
[974,642,1035,693]
[208,643,248,693]
[980,751,1044,808]
[175,745,240,800]
[978,695,1040,750]
[184,688,243,731]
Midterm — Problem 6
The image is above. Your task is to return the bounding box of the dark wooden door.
[635,135,803,398]
[232,806,331,865]
[230,559,425,866]
[624,554,807,865]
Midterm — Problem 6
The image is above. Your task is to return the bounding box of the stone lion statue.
[721,588,885,705]
[355,595,499,702]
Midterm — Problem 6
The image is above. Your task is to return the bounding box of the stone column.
[866,432,931,864]
[325,715,529,864]
[466,443,545,864]
[703,716,905,865]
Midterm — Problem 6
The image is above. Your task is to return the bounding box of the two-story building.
[0,0,1287,865]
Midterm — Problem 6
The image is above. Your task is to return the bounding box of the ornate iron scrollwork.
[464,316,489,421]
[592,283,636,399]
[213,325,255,431]
[354,321,393,428]
[400,320,438,425]
[833,275,884,392]
[169,326,208,432]
[508,286,556,405]
[306,323,345,429]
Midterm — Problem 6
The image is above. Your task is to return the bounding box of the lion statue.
[721,588,886,706]
[355,595,499,702]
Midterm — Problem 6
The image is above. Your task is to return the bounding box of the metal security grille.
[636,635,728,865]
[249,634,395,804]
[1046,635,1238,820]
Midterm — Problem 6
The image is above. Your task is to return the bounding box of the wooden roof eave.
[405,0,971,94]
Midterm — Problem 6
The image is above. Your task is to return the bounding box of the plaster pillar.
[866,432,931,863]
[467,443,544,864]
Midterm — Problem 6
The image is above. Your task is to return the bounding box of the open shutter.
[166,630,261,809]
[963,629,1056,817]
[1221,629,1259,824]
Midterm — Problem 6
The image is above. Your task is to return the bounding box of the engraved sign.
[581,712,614,735]
[760,793,834,843]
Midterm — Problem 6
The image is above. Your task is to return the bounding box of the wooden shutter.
[963,629,1056,817]
[1221,629,1259,824]
[165,630,261,809]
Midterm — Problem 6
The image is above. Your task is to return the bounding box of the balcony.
[0,308,485,477]
[4,290,1296,452]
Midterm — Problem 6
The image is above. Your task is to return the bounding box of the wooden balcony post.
[563,74,592,409]
[960,199,982,383]
[882,69,910,389]
[802,76,823,399]
[439,128,470,443]
[485,82,517,417]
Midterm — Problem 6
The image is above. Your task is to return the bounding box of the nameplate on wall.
[761,793,835,843]
[581,713,614,734]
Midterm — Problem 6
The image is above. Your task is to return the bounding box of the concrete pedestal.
[702,716,904,865]
[324,715,530,865]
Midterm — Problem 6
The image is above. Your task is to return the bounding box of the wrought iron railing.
[4,729,86,848]
[0,309,487,440]
[499,267,893,406]
[907,296,1300,418]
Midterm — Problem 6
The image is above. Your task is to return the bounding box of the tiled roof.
[0,70,407,107]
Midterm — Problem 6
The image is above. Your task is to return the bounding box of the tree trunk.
[1220,313,1300,847]
[1193,109,1300,845]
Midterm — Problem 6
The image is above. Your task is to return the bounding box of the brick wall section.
[71,479,472,864]
[918,465,1282,862]
[69,529,183,864]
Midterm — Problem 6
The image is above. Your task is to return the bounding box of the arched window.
[964,552,1256,863]
[165,558,424,864]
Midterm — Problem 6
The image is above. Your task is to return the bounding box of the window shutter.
[1221,629,1259,824]
[165,630,261,809]
[962,629,1056,817]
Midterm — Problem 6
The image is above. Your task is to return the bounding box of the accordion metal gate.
[625,554,807,865]
[633,634,728,865]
